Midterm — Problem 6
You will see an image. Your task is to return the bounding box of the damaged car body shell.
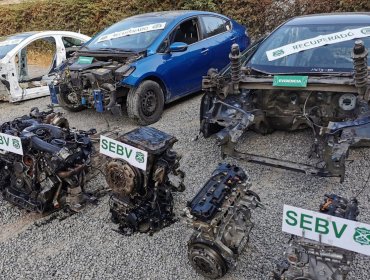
[0,31,90,102]
[51,11,248,124]
[200,13,370,182]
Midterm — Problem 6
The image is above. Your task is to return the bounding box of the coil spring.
[229,44,241,93]
[352,40,368,93]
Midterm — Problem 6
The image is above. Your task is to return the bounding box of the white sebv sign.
[282,205,370,256]
[0,132,23,155]
[99,135,148,171]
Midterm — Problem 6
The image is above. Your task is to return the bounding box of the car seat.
[174,21,198,45]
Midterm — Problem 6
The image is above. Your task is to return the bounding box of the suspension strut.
[229,43,242,94]
[352,40,369,99]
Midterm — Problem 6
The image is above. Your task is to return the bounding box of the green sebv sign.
[283,205,370,256]
[100,135,148,171]
[0,132,23,155]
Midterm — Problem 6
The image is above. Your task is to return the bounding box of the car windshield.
[248,23,370,74]
[0,33,34,59]
[86,17,172,51]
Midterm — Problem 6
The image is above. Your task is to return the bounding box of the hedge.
[0,0,369,39]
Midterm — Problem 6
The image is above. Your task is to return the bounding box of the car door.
[156,17,211,100]
[200,15,236,71]
[18,34,88,101]
[14,35,59,101]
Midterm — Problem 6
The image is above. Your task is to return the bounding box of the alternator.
[106,127,185,235]
[184,163,262,279]
[272,194,359,280]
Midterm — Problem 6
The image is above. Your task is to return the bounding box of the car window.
[0,33,34,59]
[171,18,200,45]
[87,17,172,51]
[63,36,86,58]
[249,24,370,74]
[201,16,230,38]
[62,37,85,48]
[157,18,201,53]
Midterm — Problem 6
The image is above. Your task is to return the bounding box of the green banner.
[77,56,94,64]
[273,75,308,88]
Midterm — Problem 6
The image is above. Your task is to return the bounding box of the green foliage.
[182,0,218,11]
[0,0,368,39]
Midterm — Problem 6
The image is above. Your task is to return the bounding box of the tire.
[127,80,164,125]
[57,88,85,112]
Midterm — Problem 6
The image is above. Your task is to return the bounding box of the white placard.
[282,205,370,256]
[267,26,370,61]
[97,22,166,43]
[0,132,23,155]
[100,135,148,171]
[0,38,23,47]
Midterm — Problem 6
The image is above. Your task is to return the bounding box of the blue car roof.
[285,12,370,25]
[127,10,229,21]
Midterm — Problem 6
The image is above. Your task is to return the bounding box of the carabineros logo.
[361,27,370,35]
[353,227,370,245]
[12,139,21,149]
[273,49,284,57]
[135,152,145,163]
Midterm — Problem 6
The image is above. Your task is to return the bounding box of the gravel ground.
[0,94,370,280]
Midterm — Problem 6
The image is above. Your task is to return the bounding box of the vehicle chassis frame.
[202,42,370,182]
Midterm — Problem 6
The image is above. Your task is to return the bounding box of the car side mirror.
[169,42,188,53]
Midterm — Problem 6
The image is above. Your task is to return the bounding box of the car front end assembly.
[200,41,370,182]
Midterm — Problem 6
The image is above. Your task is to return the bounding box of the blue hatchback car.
[52,10,249,124]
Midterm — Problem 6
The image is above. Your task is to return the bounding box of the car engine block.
[184,163,262,279]
[106,127,185,235]
[0,108,96,213]
[272,194,359,280]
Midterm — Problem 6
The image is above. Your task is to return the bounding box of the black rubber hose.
[28,135,61,154]
[100,83,116,110]
[22,124,64,139]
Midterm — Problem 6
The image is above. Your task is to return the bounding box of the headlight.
[116,65,135,79]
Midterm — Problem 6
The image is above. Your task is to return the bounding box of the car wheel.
[57,88,85,112]
[127,80,164,125]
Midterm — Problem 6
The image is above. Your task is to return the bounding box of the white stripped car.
[0,31,90,102]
